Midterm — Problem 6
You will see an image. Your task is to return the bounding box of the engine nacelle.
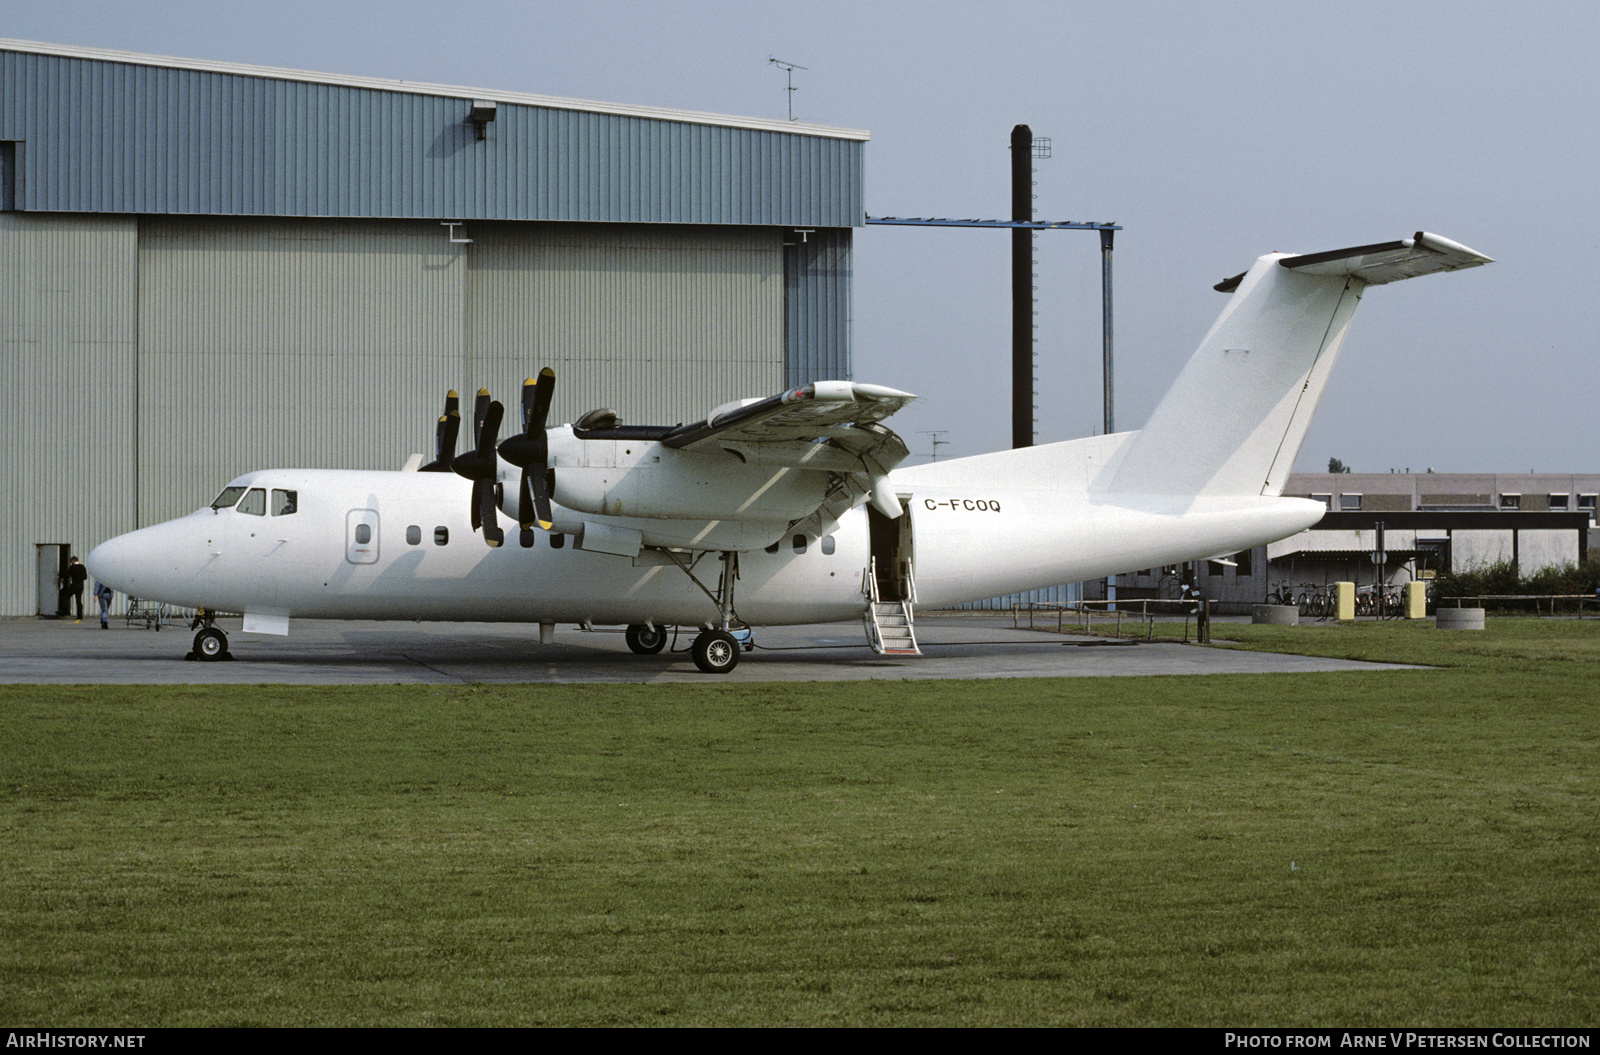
[548,436,827,522]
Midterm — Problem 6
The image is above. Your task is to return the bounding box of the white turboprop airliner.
[88,231,1490,672]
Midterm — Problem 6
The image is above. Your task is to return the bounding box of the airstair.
[863,557,921,656]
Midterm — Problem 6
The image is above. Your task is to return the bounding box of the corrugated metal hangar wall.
[0,41,867,615]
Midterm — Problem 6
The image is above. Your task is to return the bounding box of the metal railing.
[1442,595,1600,617]
[1010,597,1210,642]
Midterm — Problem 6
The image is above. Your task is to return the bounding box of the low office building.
[1108,472,1596,613]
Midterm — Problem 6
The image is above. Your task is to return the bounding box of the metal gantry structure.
[864,213,1121,444]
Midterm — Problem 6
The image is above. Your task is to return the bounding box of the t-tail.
[1102,232,1492,499]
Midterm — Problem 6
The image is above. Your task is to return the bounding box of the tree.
[1328,457,1349,474]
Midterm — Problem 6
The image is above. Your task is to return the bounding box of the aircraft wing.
[665,380,918,523]
[663,381,915,457]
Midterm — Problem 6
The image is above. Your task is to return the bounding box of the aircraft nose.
[86,530,150,595]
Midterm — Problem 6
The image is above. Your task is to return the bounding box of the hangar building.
[1,39,867,616]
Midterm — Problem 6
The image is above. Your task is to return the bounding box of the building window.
[1312,493,1332,510]
[1340,493,1362,511]
[1,142,14,212]
[1235,549,1253,576]
[1500,494,1521,510]
[1579,495,1597,512]
[1550,494,1569,510]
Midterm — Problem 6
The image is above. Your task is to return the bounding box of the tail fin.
[1103,232,1491,498]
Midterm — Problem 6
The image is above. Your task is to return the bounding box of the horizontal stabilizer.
[1214,232,1492,292]
[1280,231,1492,284]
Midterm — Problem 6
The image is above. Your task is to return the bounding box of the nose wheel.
[187,627,232,662]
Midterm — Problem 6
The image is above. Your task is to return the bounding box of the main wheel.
[692,629,740,674]
[625,624,668,655]
[193,627,229,661]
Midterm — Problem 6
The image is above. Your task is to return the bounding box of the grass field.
[2,619,1596,1026]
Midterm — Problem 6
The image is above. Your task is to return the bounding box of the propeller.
[449,388,506,547]
[497,367,556,547]
[417,390,461,472]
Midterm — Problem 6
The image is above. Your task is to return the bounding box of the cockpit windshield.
[210,485,248,511]
[237,488,267,516]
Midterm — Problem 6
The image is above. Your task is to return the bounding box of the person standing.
[61,556,88,622]
[94,580,114,629]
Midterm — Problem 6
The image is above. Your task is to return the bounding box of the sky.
[6,0,1596,473]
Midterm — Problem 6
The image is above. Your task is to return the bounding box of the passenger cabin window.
[792,535,807,553]
[211,485,248,510]
[237,488,267,516]
[821,534,836,555]
[407,525,422,546]
[433,527,449,546]
[272,489,298,515]
[354,524,372,544]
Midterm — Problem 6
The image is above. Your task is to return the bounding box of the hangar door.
[133,217,784,527]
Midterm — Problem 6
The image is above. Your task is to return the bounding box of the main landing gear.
[623,622,752,672]
[624,624,667,655]
[651,549,754,674]
[691,628,741,674]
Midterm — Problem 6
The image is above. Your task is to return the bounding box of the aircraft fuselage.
[88,464,1323,630]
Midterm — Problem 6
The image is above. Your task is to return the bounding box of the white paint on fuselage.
[88,464,1324,632]
[89,469,873,628]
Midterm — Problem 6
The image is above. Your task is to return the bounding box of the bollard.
[1436,607,1485,630]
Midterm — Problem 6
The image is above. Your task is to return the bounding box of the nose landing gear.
[185,612,233,661]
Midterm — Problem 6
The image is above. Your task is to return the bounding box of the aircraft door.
[867,498,914,602]
[346,509,379,565]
